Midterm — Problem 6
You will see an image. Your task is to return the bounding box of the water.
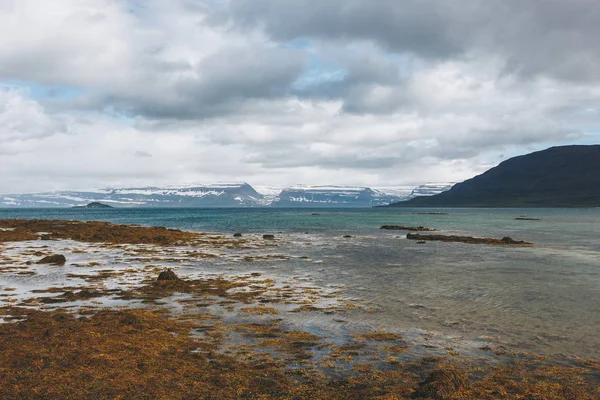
[1,207,599,358]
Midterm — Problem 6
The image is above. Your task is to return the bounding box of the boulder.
[157,269,180,281]
[263,234,275,240]
[37,254,66,265]
[233,233,243,237]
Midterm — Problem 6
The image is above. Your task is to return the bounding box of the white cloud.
[0,86,65,143]
[0,0,599,193]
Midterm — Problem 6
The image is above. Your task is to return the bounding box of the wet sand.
[0,220,598,399]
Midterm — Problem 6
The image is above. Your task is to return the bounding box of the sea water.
[1,207,599,358]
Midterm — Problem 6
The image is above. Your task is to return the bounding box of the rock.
[406,232,532,246]
[37,254,66,265]
[157,269,180,281]
[515,217,541,221]
[72,202,113,209]
[343,235,353,238]
[39,234,52,240]
[380,225,437,231]
[233,233,243,237]
[416,240,427,244]
[500,236,528,245]
[263,234,275,240]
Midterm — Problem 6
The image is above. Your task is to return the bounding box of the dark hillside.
[390,145,600,207]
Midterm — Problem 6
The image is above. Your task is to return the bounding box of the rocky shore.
[0,219,597,399]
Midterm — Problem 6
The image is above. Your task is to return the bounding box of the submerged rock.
[416,240,427,244]
[37,254,66,265]
[515,217,541,221]
[157,269,180,281]
[343,235,353,238]
[414,212,449,215]
[380,225,437,231]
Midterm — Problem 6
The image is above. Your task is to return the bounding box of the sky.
[1,0,599,193]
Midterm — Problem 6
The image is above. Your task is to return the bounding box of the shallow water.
[1,207,599,358]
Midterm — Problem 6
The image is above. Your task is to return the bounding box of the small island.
[72,202,113,209]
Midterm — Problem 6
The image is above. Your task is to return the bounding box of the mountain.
[408,183,455,197]
[1,183,266,208]
[270,186,384,207]
[390,145,600,207]
[0,183,453,208]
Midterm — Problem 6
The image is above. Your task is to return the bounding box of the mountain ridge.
[389,145,600,207]
[0,183,453,208]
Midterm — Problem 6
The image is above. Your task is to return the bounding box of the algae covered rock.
[406,232,532,246]
[416,364,471,399]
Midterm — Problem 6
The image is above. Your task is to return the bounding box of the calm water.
[1,207,599,358]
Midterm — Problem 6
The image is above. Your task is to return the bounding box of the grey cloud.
[223,0,467,59]
[85,46,305,119]
[290,44,411,114]
[223,0,600,83]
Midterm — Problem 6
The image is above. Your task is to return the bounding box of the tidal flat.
[0,219,599,399]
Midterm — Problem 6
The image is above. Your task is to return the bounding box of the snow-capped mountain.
[408,183,455,197]
[1,183,265,208]
[268,185,412,207]
[0,182,453,208]
[252,186,284,205]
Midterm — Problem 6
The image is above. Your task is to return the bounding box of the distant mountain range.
[0,183,453,208]
[390,145,600,207]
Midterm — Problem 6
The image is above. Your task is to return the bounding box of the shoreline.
[1,219,598,399]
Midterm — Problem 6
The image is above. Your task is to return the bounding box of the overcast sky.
[1,0,599,193]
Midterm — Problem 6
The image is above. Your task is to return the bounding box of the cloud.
[0,86,66,143]
[0,0,599,193]
[222,0,600,83]
[0,0,305,120]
